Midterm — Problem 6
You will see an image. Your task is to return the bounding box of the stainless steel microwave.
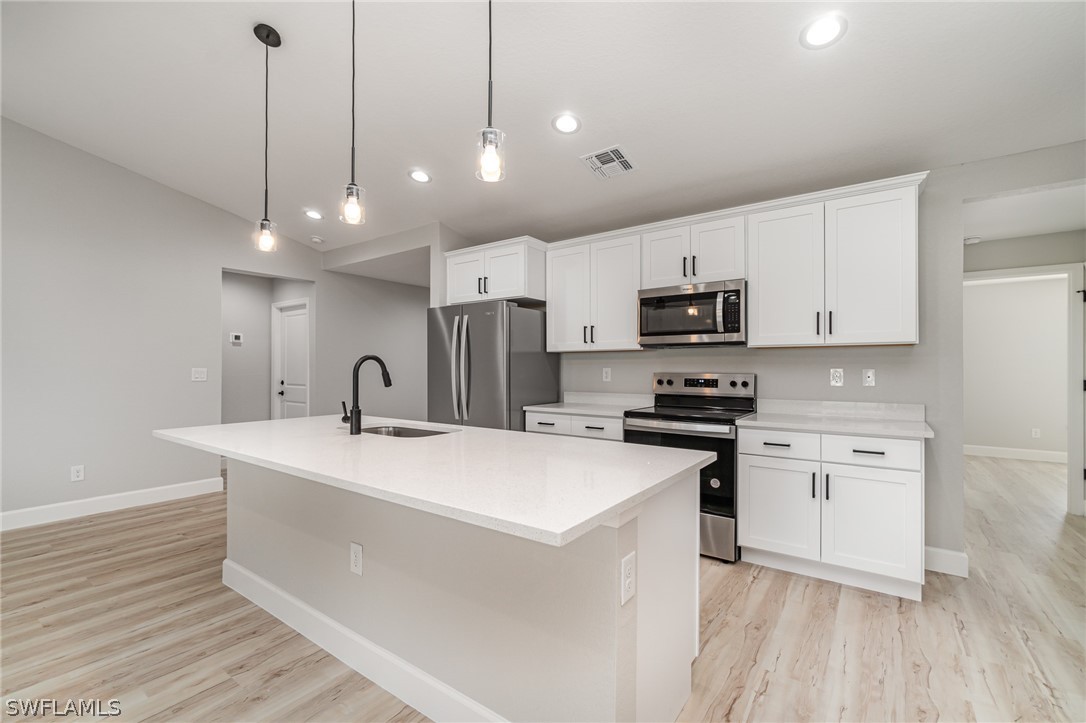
[637,280,746,347]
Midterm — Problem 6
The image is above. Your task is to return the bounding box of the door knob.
[278,390,285,396]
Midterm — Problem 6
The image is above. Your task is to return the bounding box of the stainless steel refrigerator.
[428,301,559,431]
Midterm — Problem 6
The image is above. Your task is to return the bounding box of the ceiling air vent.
[581,145,636,180]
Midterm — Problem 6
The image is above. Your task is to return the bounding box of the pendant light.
[476,0,505,182]
[340,0,365,224]
[253,23,282,252]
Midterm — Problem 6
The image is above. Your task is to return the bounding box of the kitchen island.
[154,415,714,722]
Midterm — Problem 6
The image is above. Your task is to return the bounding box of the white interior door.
[273,300,309,419]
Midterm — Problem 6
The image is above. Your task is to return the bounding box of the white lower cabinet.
[738,429,924,598]
[525,411,623,441]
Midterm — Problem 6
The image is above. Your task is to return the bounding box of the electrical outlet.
[1032,428,1041,439]
[349,542,363,576]
[191,367,208,382]
[602,367,612,382]
[862,369,876,387]
[830,368,844,387]
[70,465,84,482]
[620,551,636,605]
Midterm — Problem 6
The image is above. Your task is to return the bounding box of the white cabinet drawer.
[525,412,571,435]
[821,434,922,471]
[569,415,623,441]
[738,429,821,461]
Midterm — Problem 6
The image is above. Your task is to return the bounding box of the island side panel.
[225,460,629,722]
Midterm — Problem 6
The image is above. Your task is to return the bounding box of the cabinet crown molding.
[445,235,547,258]
[547,171,930,250]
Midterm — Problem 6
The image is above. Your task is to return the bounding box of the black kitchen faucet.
[341,355,392,435]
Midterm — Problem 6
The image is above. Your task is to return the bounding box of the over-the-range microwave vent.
[581,145,636,179]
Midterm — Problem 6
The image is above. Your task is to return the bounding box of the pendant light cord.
[264,43,270,220]
[486,0,493,128]
[350,0,356,184]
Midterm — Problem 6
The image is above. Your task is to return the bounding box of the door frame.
[270,298,311,420]
[963,263,1085,516]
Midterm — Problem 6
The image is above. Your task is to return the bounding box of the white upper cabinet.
[590,236,641,350]
[640,227,690,289]
[545,245,591,352]
[547,236,640,352]
[689,217,745,283]
[446,237,546,305]
[747,182,920,348]
[825,186,918,344]
[747,202,826,347]
[640,217,745,290]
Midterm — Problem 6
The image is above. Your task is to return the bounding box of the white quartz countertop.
[154,415,713,547]
[522,401,635,418]
[737,400,934,440]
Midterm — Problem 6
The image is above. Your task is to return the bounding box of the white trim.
[964,445,1068,464]
[222,560,506,723]
[740,548,922,601]
[444,235,547,258]
[963,262,1084,516]
[270,298,310,421]
[0,477,223,531]
[549,171,929,249]
[924,546,970,578]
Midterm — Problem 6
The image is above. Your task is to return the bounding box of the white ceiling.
[3,1,1084,255]
[963,182,1086,242]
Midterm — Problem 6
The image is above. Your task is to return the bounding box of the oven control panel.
[652,372,756,397]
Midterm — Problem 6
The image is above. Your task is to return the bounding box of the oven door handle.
[624,417,734,439]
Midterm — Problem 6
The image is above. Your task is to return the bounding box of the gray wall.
[964,276,1067,452]
[221,272,273,424]
[1,118,428,512]
[561,141,1086,554]
[965,230,1086,272]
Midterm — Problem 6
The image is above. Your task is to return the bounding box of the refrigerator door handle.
[460,315,470,420]
[450,315,461,420]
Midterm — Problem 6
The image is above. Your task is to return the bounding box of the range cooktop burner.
[624,405,753,425]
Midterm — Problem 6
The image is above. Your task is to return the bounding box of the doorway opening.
[962,181,1086,517]
[221,271,315,426]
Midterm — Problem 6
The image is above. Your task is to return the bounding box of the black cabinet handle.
[829,310,833,335]
[590,325,595,343]
[825,473,830,500]
[477,277,482,294]
[484,276,489,293]
[583,326,588,344]
[763,442,791,448]
[536,421,555,427]
[682,256,688,277]
[852,449,886,456]
[585,425,605,431]
[816,311,820,336]
[811,472,816,499]
[692,255,697,276]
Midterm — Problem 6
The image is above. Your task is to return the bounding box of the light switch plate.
[830,368,844,387]
[191,368,208,382]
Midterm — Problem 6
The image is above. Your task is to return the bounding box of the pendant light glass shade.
[255,218,278,252]
[476,127,505,182]
[340,182,366,225]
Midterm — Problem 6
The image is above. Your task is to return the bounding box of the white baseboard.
[964,445,1067,463]
[740,548,922,601]
[1,477,223,531]
[925,546,970,578]
[222,560,505,723]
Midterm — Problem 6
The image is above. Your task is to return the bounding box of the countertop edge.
[736,416,935,440]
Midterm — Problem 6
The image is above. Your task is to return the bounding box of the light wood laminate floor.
[2,456,1082,721]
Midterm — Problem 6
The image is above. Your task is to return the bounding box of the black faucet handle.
[340,401,350,424]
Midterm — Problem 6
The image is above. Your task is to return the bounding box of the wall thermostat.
[230,332,243,345]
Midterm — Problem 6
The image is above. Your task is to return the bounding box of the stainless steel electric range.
[622,372,756,562]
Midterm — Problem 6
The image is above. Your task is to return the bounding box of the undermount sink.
[360,425,449,438]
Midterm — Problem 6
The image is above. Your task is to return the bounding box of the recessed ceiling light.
[305,209,323,220]
[552,113,581,134]
[310,235,324,244]
[800,14,847,49]
[409,169,432,183]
